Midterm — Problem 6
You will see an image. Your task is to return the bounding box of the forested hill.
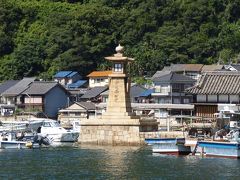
[0,0,240,81]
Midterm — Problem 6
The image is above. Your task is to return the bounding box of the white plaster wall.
[208,95,217,102]
[25,96,42,104]
[218,95,228,102]
[154,84,170,93]
[230,95,239,103]
[197,95,206,102]
[89,78,109,87]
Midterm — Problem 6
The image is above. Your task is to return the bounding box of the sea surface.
[0,145,239,179]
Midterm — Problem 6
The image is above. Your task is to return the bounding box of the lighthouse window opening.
[114,63,122,72]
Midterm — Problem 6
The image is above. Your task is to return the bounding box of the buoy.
[25,142,33,148]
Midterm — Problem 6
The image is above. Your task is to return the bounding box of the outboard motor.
[33,134,51,146]
[41,136,52,146]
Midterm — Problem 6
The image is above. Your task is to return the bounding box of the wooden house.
[162,64,203,80]
[1,77,36,107]
[22,81,69,118]
[58,101,96,125]
[152,72,196,104]
[186,72,240,119]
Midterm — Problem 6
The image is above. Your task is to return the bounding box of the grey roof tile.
[153,73,196,83]
[0,80,20,94]
[23,81,61,95]
[163,64,203,72]
[151,71,171,80]
[2,77,36,96]
[130,84,146,98]
[186,71,240,94]
[81,86,108,99]
[76,101,96,110]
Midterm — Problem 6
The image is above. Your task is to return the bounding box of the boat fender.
[25,141,33,148]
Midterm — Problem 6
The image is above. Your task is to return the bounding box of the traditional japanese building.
[186,71,240,119]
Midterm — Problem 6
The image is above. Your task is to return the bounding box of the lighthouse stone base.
[78,116,158,145]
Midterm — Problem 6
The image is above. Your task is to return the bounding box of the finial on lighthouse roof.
[115,44,124,53]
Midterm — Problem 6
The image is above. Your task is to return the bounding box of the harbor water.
[0,145,239,179]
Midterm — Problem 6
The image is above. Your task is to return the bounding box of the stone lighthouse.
[102,44,138,121]
[79,45,158,145]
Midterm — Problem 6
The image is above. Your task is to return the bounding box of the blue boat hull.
[198,141,240,158]
[145,138,185,145]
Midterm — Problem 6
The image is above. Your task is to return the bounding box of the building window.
[173,98,180,104]
[114,63,122,72]
[208,95,217,102]
[197,95,206,102]
[183,98,190,104]
[161,85,170,93]
[172,84,184,92]
[94,79,101,83]
[155,86,160,93]
[75,112,81,116]
[218,95,228,103]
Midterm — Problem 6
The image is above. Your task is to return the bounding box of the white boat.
[0,120,44,133]
[0,132,36,149]
[37,119,79,146]
[0,118,79,146]
[0,130,51,149]
[145,138,191,155]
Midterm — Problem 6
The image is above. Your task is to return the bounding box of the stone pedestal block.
[79,121,144,145]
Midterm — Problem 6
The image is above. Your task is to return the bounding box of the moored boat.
[0,119,45,133]
[198,129,240,158]
[0,139,31,149]
[0,132,49,149]
[37,119,79,146]
[198,141,240,158]
[145,138,191,155]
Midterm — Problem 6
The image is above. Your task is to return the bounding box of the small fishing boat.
[198,129,240,158]
[0,132,50,149]
[198,141,240,158]
[0,141,32,149]
[145,138,191,155]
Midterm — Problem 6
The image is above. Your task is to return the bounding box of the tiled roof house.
[58,101,96,124]
[54,71,82,87]
[22,81,69,118]
[162,64,203,80]
[152,72,196,104]
[0,80,20,103]
[1,77,36,106]
[186,71,240,118]
[87,71,111,88]
[80,86,108,102]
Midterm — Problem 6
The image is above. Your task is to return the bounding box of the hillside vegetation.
[0,0,240,81]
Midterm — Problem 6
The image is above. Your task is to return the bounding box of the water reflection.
[0,145,239,179]
[79,145,141,178]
